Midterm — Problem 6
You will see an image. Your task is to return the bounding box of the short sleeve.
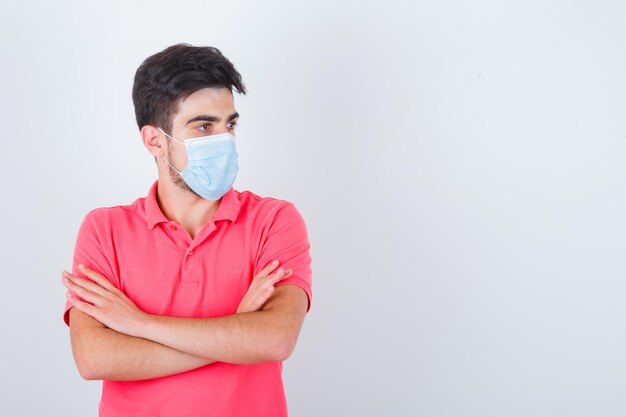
[254,202,313,313]
[62,211,120,327]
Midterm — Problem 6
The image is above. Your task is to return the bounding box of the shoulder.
[80,196,144,230]
[234,189,309,240]
[235,188,304,223]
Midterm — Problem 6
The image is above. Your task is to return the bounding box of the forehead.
[172,87,235,123]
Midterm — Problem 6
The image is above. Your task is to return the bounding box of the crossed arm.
[65,267,309,381]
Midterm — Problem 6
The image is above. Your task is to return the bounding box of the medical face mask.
[158,127,239,201]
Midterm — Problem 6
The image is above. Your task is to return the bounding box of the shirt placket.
[165,220,217,287]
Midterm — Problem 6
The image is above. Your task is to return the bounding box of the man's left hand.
[61,264,149,337]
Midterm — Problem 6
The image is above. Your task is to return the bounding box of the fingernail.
[277,268,284,274]
[272,260,279,265]
[78,264,85,269]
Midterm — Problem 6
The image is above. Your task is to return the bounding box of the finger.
[255,269,290,295]
[257,286,275,305]
[258,259,280,277]
[66,292,97,316]
[269,268,292,284]
[77,264,118,292]
[63,272,109,297]
[249,260,280,287]
[63,277,102,305]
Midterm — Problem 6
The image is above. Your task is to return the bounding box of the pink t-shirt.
[63,179,313,417]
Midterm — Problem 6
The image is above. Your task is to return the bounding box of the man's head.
[133,43,246,135]
[132,43,246,196]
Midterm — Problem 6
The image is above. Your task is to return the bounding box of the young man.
[60,43,313,417]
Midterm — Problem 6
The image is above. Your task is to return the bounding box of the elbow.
[76,361,96,380]
[80,369,98,381]
[269,336,297,362]
[75,356,101,380]
[72,344,103,380]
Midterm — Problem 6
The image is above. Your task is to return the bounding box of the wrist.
[133,312,157,339]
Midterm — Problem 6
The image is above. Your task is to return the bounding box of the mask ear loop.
[157,127,184,174]
[157,127,185,145]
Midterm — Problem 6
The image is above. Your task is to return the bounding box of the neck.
[155,176,221,236]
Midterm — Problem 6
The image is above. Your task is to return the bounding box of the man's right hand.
[236,260,292,314]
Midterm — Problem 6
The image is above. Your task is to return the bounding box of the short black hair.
[132,43,247,136]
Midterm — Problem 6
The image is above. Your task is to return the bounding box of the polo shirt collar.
[145,179,241,230]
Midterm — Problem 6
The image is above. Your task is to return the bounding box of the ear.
[141,125,165,158]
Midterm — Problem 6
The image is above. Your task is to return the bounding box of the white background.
[1,0,625,416]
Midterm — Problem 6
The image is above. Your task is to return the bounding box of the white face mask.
[159,128,239,200]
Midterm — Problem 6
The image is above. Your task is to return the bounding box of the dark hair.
[132,43,247,136]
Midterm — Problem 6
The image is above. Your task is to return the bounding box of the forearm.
[75,326,216,381]
[137,310,291,365]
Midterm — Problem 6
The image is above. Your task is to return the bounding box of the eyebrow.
[185,112,239,125]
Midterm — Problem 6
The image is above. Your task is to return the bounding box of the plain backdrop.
[1,0,625,416]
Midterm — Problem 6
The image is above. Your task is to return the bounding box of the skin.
[149,86,240,238]
[62,86,309,380]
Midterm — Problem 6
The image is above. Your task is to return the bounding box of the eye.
[198,123,211,131]
[227,121,238,129]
